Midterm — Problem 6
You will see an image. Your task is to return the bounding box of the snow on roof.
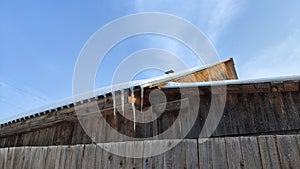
[1,59,231,124]
[164,74,300,88]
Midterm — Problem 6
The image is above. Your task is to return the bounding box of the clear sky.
[1,0,300,120]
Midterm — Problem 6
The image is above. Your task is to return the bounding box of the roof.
[0,58,236,125]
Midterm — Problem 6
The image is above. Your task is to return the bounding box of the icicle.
[103,94,106,104]
[121,89,125,116]
[140,87,144,113]
[131,87,136,131]
[112,91,116,118]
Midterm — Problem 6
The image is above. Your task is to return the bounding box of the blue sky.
[1,0,300,120]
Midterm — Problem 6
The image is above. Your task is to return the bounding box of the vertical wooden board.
[12,147,25,169]
[28,147,38,169]
[276,135,300,169]
[70,144,84,169]
[95,144,103,169]
[32,130,41,146]
[5,147,14,169]
[47,125,56,145]
[241,93,256,134]
[22,147,32,169]
[260,93,277,131]
[252,93,266,133]
[163,140,185,169]
[211,138,227,169]
[72,122,84,144]
[82,144,96,169]
[143,140,153,169]
[212,95,227,137]
[268,92,288,130]
[32,147,47,169]
[64,122,74,145]
[125,141,134,168]
[257,136,280,169]
[22,132,33,146]
[291,92,300,120]
[105,113,119,143]
[132,141,144,169]
[57,146,67,169]
[151,152,164,168]
[186,94,202,139]
[282,92,300,129]
[147,140,164,169]
[63,146,73,169]
[226,94,240,135]
[240,136,262,169]
[184,139,199,169]
[221,95,233,136]
[198,138,212,169]
[224,137,242,169]
[96,116,106,143]
[100,143,111,169]
[44,146,58,169]
[109,142,125,169]
[233,94,246,135]
[296,135,300,152]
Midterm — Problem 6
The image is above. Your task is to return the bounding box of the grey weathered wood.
[21,147,32,169]
[44,146,60,169]
[282,92,300,129]
[31,147,47,169]
[12,147,25,169]
[276,135,300,169]
[95,143,103,169]
[163,140,185,169]
[70,144,84,169]
[225,137,242,169]
[257,136,281,169]
[64,146,73,168]
[240,136,262,169]
[143,140,153,169]
[82,144,96,169]
[5,147,14,169]
[58,146,67,169]
[198,138,212,169]
[184,139,199,169]
[211,138,227,169]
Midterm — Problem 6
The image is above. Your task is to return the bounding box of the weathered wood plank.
[225,137,242,169]
[282,92,300,129]
[276,135,300,169]
[184,139,199,169]
[21,147,32,169]
[32,147,47,169]
[257,136,280,169]
[12,147,25,169]
[240,136,262,169]
[211,138,227,169]
[198,138,212,169]
[95,143,103,169]
[44,146,59,169]
[70,144,84,169]
[82,144,96,169]
[63,146,73,169]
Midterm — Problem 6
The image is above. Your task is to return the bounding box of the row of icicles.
[110,87,144,131]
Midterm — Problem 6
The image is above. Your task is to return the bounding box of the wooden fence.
[0,134,299,169]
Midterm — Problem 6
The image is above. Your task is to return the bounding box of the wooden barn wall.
[0,89,300,147]
[0,134,299,169]
[156,59,238,88]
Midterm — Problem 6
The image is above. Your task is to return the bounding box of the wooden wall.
[155,58,238,88]
[0,134,299,169]
[0,81,299,147]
